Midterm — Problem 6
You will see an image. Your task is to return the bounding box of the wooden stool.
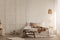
[23,29,35,38]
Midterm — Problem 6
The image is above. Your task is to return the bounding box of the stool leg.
[34,34,35,38]
[33,32,35,38]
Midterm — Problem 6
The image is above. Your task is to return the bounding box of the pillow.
[24,25,31,29]
[30,23,40,28]
[37,27,48,33]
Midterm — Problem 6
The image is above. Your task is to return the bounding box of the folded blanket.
[37,27,48,33]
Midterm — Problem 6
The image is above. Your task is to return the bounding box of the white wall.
[0,0,55,33]
[26,0,55,27]
[56,0,60,34]
[16,0,27,31]
[0,0,7,33]
[0,0,26,33]
[5,0,16,33]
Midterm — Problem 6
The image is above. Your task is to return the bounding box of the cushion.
[30,23,40,28]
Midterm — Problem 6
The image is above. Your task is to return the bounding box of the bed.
[23,23,49,37]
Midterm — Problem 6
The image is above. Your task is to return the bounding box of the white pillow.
[24,25,31,29]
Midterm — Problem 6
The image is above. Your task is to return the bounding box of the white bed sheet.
[24,25,37,31]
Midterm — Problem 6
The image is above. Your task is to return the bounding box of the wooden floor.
[0,35,11,40]
[0,35,60,40]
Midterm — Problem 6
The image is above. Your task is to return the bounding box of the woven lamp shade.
[48,9,52,14]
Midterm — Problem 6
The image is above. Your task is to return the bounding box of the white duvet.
[24,25,37,31]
